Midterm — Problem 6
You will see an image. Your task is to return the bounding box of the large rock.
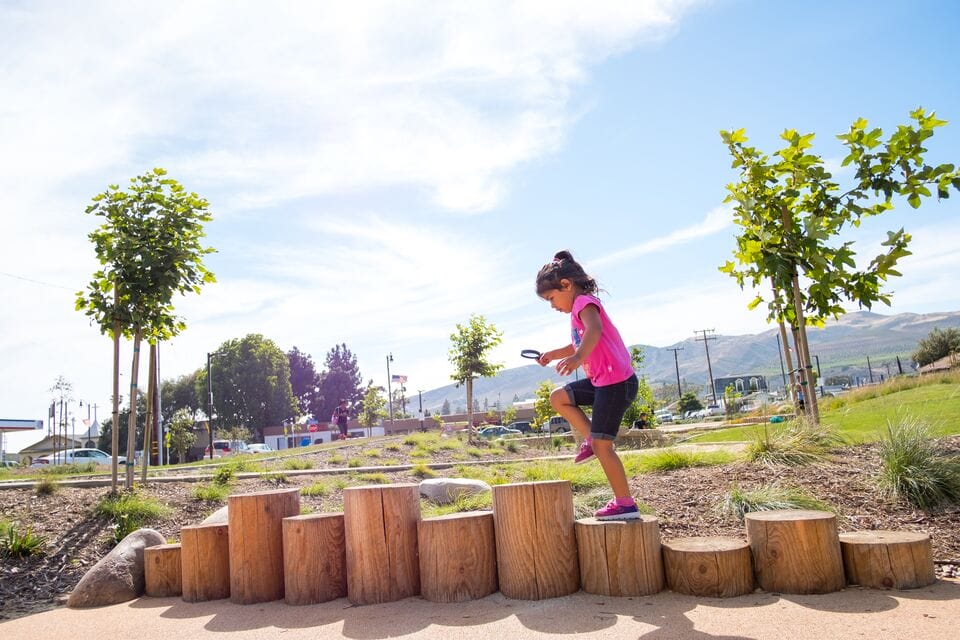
[68,528,166,608]
[201,505,229,525]
[419,478,491,505]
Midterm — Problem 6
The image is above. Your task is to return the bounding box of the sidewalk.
[3,580,957,640]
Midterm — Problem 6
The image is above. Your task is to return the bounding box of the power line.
[694,329,718,406]
[0,270,75,291]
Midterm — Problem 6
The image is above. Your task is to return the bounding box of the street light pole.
[206,351,219,461]
[417,389,424,432]
[386,353,395,431]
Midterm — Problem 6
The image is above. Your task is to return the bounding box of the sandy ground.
[3,580,958,640]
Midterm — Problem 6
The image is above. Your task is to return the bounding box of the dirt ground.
[1,434,958,621]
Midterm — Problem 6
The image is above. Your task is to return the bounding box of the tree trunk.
[771,279,798,407]
[466,377,474,444]
[111,285,121,493]
[141,343,157,485]
[780,207,820,424]
[125,329,143,489]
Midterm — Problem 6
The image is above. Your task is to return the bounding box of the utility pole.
[386,353,395,431]
[417,390,425,432]
[814,354,823,397]
[694,329,718,406]
[667,347,684,400]
[866,355,874,383]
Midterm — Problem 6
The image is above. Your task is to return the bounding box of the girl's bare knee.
[550,387,569,411]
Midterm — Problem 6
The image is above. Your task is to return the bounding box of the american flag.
[391,374,407,384]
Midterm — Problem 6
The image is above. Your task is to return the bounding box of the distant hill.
[417,310,960,413]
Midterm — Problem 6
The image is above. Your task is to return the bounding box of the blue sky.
[2,0,958,451]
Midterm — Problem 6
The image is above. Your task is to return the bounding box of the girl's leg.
[592,439,631,498]
[550,386,591,440]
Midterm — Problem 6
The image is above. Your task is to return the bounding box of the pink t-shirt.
[571,294,635,386]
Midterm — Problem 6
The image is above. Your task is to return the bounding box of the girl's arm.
[537,344,574,366]
[557,304,602,376]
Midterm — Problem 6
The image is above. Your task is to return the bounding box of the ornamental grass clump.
[719,483,833,520]
[747,418,842,466]
[876,418,960,509]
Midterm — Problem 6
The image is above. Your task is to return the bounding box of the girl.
[535,250,640,520]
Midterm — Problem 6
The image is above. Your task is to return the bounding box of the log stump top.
[577,515,659,527]
[227,487,301,500]
[662,536,748,552]
[839,530,930,544]
[345,482,419,493]
[422,510,493,523]
[744,509,834,522]
[284,512,343,523]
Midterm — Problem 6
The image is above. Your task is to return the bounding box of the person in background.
[333,399,350,440]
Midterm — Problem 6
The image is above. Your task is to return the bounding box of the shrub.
[411,463,438,479]
[362,448,381,458]
[0,521,47,558]
[746,418,841,466]
[328,453,345,465]
[385,442,403,452]
[212,466,234,485]
[358,472,389,484]
[347,457,363,468]
[263,472,289,485]
[719,483,832,520]
[876,419,960,509]
[35,476,59,496]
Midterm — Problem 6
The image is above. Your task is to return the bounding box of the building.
[713,374,768,399]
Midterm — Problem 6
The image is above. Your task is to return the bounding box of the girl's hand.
[537,351,553,367]
[556,353,582,376]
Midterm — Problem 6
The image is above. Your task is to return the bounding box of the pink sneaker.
[594,499,640,521]
[574,441,594,464]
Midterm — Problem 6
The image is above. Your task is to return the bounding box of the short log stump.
[418,511,497,603]
[662,536,753,598]
[576,516,664,596]
[839,530,936,590]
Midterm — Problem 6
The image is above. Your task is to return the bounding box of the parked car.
[245,443,274,454]
[31,448,126,466]
[654,410,674,423]
[203,439,248,457]
[505,421,532,433]
[477,425,522,438]
[548,416,571,433]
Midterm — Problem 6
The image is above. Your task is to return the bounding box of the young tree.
[287,347,323,418]
[912,327,960,367]
[357,383,387,438]
[533,380,555,432]
[448,314,503,443]
[441,399,451,415]
[77,168,215,489]
[721,109,960,423]
[166,407,196,464]
[160,371,201,425]
[196,334,298,442]
[677,392,703,416]
[317,343,364,419]
[502,404,518,425]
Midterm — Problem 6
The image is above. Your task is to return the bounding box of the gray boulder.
[419,478,491,505]
[68,528,166,608]
[201,505,229,525]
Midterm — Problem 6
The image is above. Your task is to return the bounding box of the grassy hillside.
[687,372,960,444]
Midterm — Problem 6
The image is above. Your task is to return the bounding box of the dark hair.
[535,250,598,295]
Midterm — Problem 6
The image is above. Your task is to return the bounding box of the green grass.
[627,448,739,473]
[192,483,230,502]
[282,458,314,470]
[301,481,331,497]
[357,472,389,484]
[362,448,381,458]
[411,463,438,478]
[328,453,345,465]
[420,491,493,518]
[688,374,960,445]
[876,418,960,509]
[347,457,363,468]
[35,476,59,496]
[96,491,172,542]
[719,483,833,520]
[745,419,843,467]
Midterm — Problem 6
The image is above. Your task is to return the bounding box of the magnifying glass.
[520,349,542,360]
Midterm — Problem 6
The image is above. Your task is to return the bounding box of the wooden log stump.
[181,523,230,602]
[492,480,579,600]
[343,484,420,605]
[745,509,845,594]
[228,488,301,604]
[282,513,347,605]
[144,543,182,597]
[576,516,664,597]
[662,537,753,598]
[839,530,936,590]
[418,511,497,603]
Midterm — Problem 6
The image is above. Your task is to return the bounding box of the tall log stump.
[745,509,845,594]
[228,488,301,604]
[662,537,753,598]
[576,516,664,597]
[492,480,579,600]
[282,513,347,605]
[144,543,182,597]
[343,483,420,605]
[418,511,497,603]
[181,523,230,602]
[839,530,935,590]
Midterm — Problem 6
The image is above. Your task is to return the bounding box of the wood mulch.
[1,435,957,621]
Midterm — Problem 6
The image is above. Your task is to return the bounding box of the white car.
[245,443,274,453]
[32,448,126,466]
[654,410,674,423]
